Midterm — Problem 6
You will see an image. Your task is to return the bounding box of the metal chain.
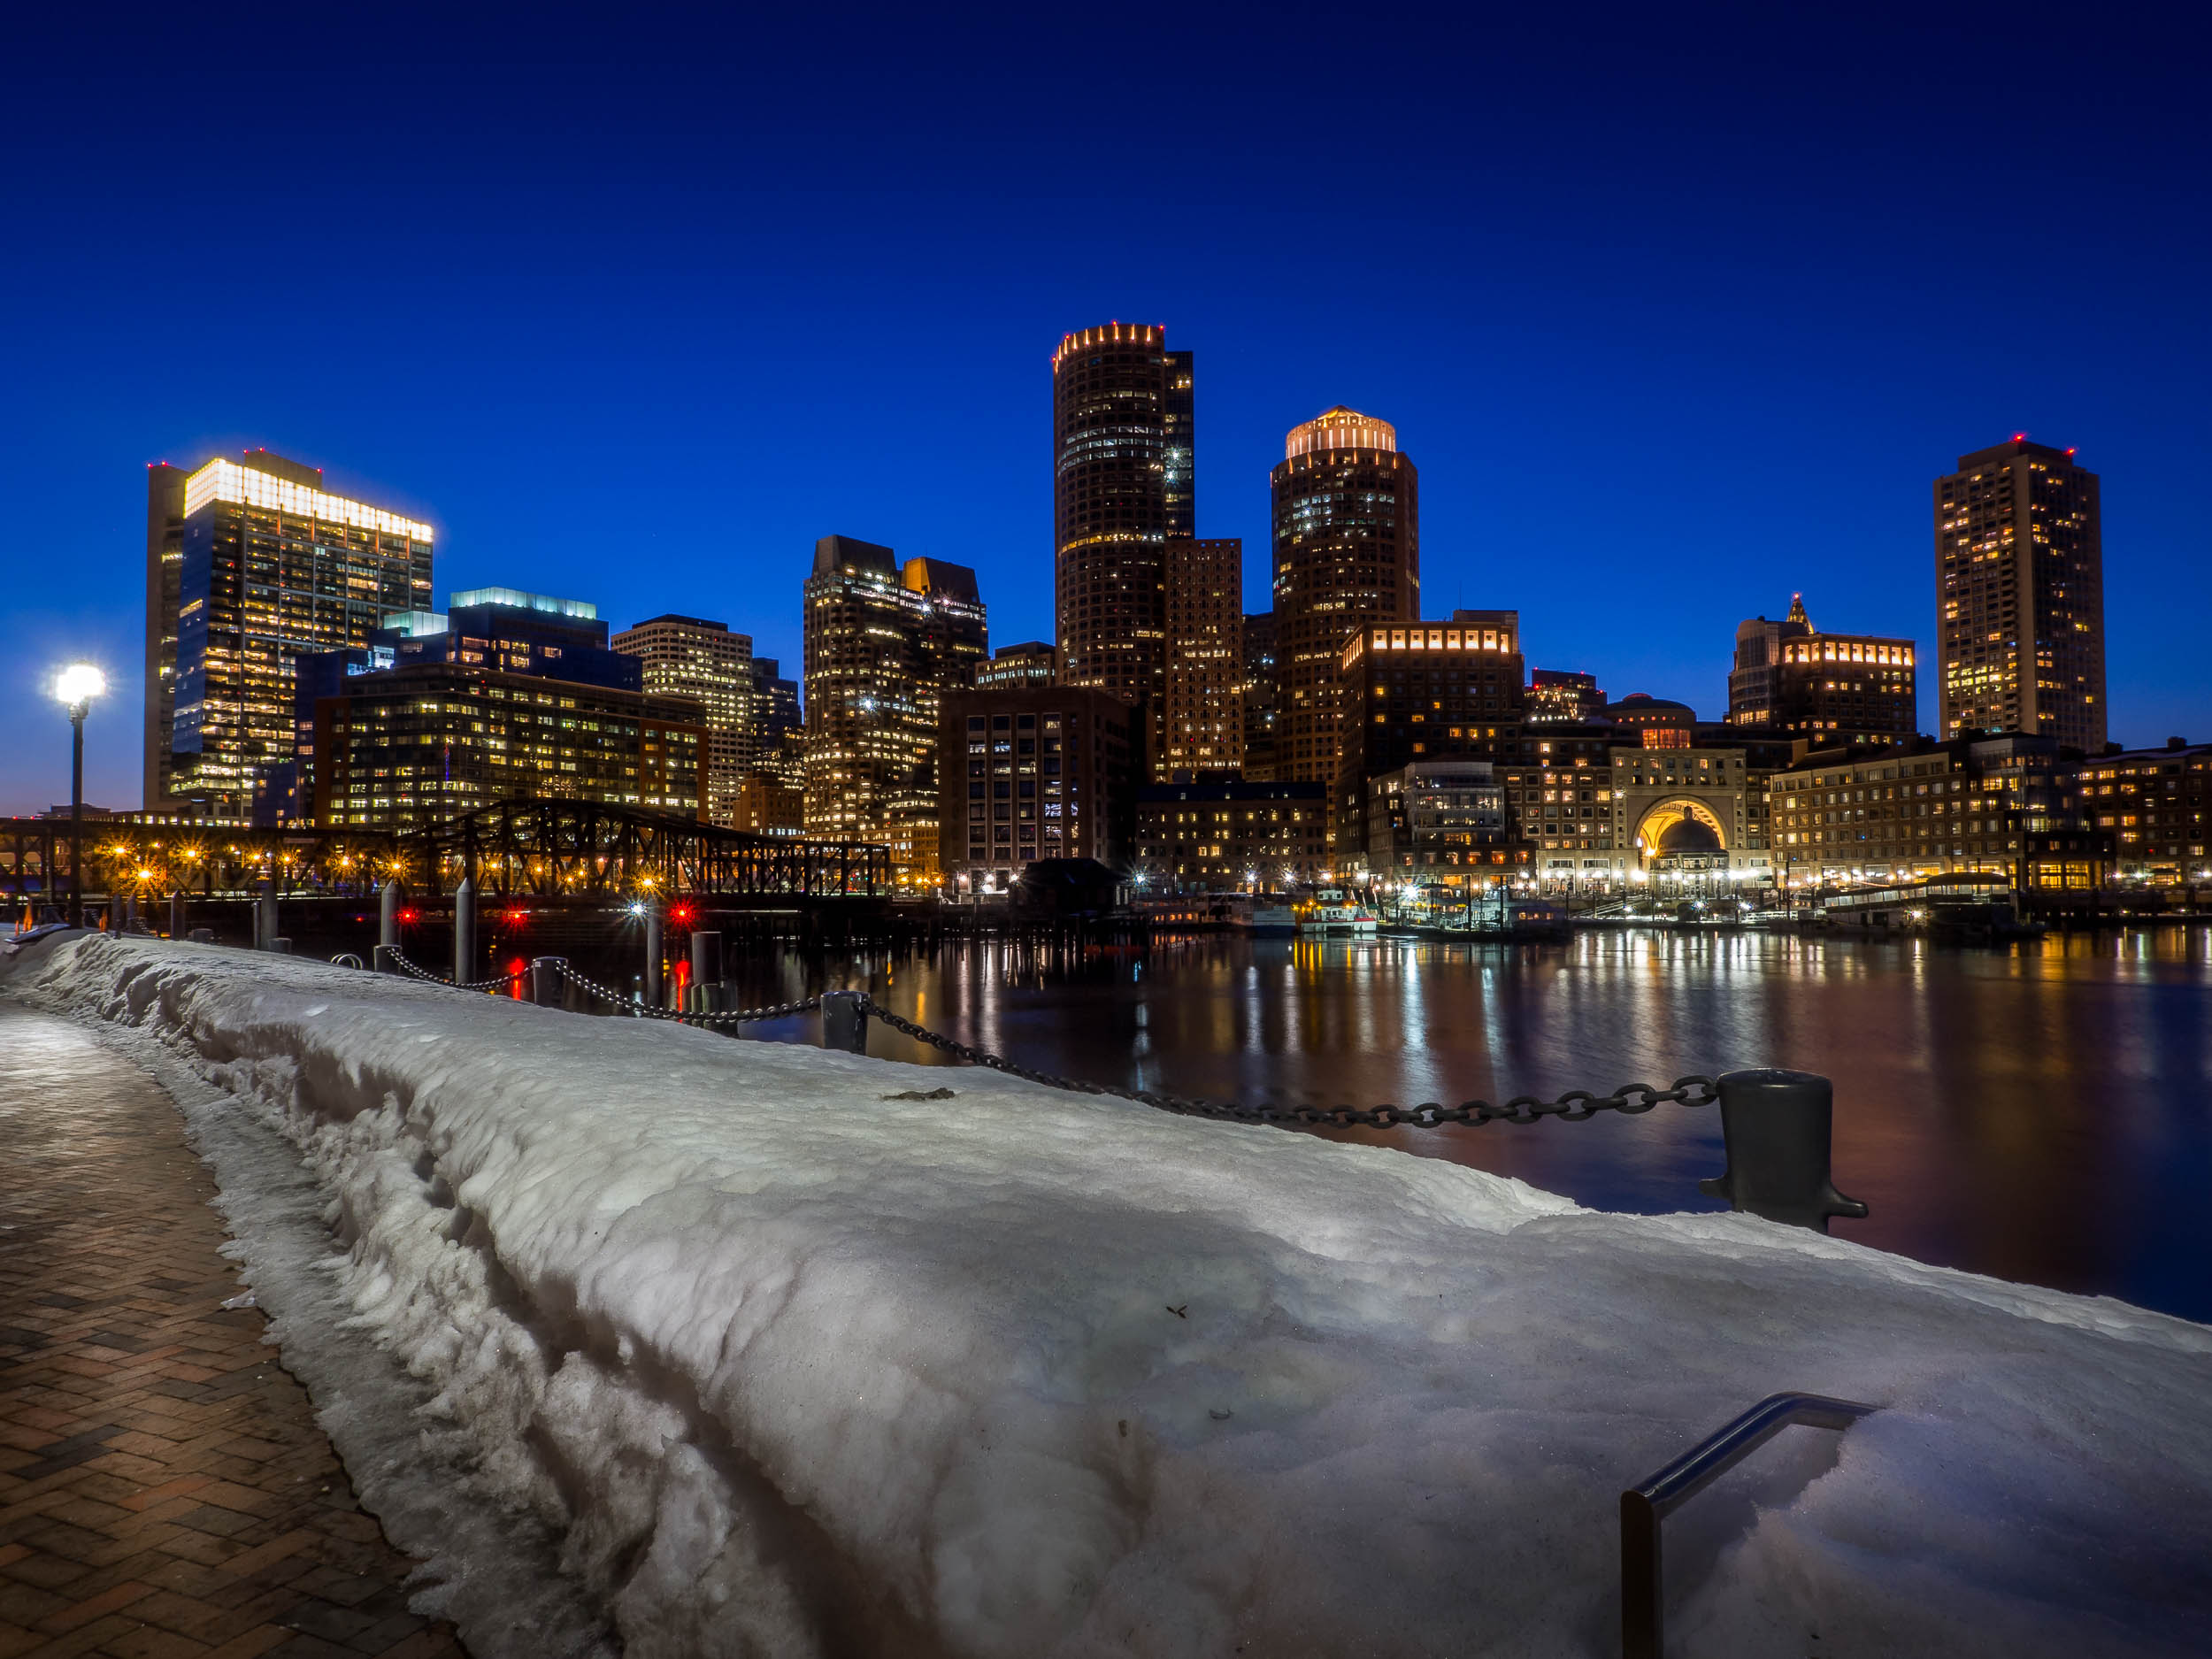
[854,995,1717,1130]
[547,960,824,1025]
[386,950,530,993]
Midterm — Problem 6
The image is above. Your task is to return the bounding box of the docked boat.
[1228,897,1299,936]
[1294,888,1379,937]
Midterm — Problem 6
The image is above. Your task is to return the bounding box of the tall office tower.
[1935,438,2105,749]
[749,657,804,787]
[1240,611,1279,780]
[1052,323,1187,762]
[165,450,434,815]
[1728,594,1916,748]
[142,464,188,808]
[611,614,757,826]
[1161,537,1242,780]
[1271,407,1418,787]
[801,536,987,881]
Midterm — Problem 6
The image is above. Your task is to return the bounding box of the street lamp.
[52,664,105,921]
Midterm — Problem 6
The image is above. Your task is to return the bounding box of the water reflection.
[726,927,2212,1323]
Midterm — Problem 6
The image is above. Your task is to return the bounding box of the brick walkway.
[0,1003,465,1659]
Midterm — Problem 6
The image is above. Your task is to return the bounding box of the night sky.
[4,3,2206,814]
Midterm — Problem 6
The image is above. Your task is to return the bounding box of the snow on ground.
[8,933,2211,1657]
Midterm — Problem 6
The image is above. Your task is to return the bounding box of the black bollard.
[453,877,477,984]
[380,879,404,955]
[257,880,278,952]
[169,891,183,941]
[821,991,866,1055]
[644,902,664,1007]
[1700,1070,1868,1232]
[531,956,567,1009]
[691,928,723,991]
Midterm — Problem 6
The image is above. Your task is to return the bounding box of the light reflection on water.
[730,928,2212,1324]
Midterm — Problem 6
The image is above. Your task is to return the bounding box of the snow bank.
[12,933,2212,1657]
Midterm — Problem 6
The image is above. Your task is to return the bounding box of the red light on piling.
[398,907,419,924]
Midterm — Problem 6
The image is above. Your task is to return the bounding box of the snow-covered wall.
[12,933,2212,1657]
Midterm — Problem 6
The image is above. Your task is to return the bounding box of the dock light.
[629,902,646,916]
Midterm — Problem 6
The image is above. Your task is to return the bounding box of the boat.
[1294,888,1379,937]
[1228,897,1298,936]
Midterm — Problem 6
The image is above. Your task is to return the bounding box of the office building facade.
[1729,595,1916,747]
[1526,669,1606,724]
[162,451,434,816]
[1935,438,2106,749]
[612,614,757,827]
[1360,761,1510,879]
[1161,536,1243,780]
[1333,616,1524,845]
[2079,739,2209,881]
[1271,408,1418,786]
[802,536,987,879]
[1052,324,1190,747]
[977,641,1058,688]
[939,686,1136,892]
[1133,779,1329,889]
[142,464,188,808]
[1240,611,1279,780]
[307,663,703,830]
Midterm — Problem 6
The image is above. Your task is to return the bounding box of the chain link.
[854,996,1717,1132]
[547,960,824,1025]
[386,950,530,992]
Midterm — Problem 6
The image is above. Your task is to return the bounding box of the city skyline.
[5,9,2207,815]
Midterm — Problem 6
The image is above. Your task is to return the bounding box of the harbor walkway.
[0,1003,463,1659]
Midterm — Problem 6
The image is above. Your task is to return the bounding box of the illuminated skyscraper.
[1052,323,1193,759]
[611,614,757,826]
[1271,407,1418,786]
[1161,537,1242,779]
[165,451,434,815]
[1727,594,1916,748]
[142,464,187,809]
[1935,438,2105,749]
[802,536,987,882]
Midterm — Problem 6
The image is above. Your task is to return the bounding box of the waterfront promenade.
[0,1003,459,1659]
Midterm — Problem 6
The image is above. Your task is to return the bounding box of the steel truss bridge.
[425,799,891,899]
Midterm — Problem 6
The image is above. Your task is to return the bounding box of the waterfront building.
[1729,595,1916,747]
[1360,762,1509,881]
[2078,739,2210,882]
[1052,324,1189,755]
[612,614,757,827]
[939,687,1136,893]
[1271,408,1418,785]
[734,771,805,839]
[1133,780,1328,890]
[1240,611,1279,780]
[976,641,1058,688]
[1162,537,1243,780]
[1526,669,1606,725]
[306,662,703,830]
[1769,733,2106,890]
[160,450,434,817]
[1495,736,1777,889]
[1333,617,1525,848]
[1935,438,2106,749]
[802,536,987,882]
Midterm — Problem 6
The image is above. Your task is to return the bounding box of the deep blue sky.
[4,2,2207,813]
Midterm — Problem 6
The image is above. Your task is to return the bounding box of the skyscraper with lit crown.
[1270,407,1418,787]
[158,449,434,816]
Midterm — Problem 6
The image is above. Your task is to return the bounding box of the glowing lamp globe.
[55,664,106,706]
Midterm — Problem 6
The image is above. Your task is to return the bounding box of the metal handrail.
[1621,1391,1878,1659]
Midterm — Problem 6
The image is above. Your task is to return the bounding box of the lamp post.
[53,664,105,924]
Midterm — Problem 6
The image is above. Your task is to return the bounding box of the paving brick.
[0,1011,464,1659]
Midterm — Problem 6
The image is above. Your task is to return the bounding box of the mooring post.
[453,877,477,985]
[531,956,567,1009]
[691,928,722,1012]
[644,902,664,1006]
[257,880,278,952]
[820,990,866,1054]
[168,890,183,941]
[1700,1070,1868,1232]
